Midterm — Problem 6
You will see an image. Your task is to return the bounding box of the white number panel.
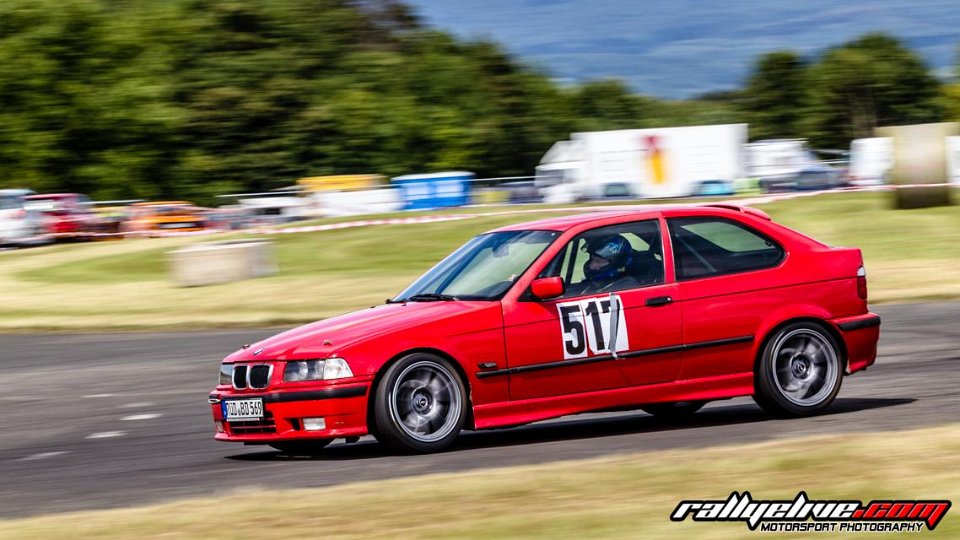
[557,295,629,360]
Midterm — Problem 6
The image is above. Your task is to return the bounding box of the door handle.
[645,296,673,307]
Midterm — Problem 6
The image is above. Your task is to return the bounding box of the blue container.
[392,171,473,211]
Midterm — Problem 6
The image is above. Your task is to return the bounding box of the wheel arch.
[366,347,476,433]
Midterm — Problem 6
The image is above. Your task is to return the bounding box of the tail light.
[13,209,26,219]
[856,266,868,300]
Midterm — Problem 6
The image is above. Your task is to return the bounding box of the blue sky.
[404,0,959,98]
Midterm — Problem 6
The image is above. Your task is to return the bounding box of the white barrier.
[167,239,277,287]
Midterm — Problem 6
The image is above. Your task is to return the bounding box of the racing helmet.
[584,234,632,281]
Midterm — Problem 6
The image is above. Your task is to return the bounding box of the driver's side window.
[540,220,665,298]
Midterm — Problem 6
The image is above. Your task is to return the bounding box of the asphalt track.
[1,302,957,518]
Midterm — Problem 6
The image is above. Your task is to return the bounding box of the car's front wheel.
[753,322,843,417]
[373,353,466,453]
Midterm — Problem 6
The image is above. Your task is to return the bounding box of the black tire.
[269,439,332,455]
[641,401,705,418]
[373,352,467,453]
[753,321,843,417]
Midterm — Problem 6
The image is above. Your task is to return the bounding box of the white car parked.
[0,189,49,247]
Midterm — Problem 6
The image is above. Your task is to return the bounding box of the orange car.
[124,201,208,236]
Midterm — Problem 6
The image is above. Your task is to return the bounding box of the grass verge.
[1,424,958,539]
[0,191,957,330]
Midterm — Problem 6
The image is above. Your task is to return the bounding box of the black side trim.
[216,386,368,403]
[683,335,754,352]
[837,315,881,332]
[476,335,753,378]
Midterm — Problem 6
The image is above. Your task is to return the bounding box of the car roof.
[490,204,772,233]
[491,209,658,232]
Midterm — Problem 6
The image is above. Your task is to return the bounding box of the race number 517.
[556,296,629,359]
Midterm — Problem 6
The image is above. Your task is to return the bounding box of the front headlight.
[283,357,354,382]
[219,363,232,385]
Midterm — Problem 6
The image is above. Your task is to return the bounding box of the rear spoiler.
[703,204,772,221]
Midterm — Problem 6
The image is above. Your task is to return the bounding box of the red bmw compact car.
[209,204,880,454]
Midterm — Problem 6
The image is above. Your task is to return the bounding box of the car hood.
[225,300,497,362]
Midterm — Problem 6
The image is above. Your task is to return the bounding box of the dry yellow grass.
[1,424,958,539]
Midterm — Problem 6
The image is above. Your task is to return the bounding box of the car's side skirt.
[471,372,754,430]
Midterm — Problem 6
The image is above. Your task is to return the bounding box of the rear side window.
[668,217,784,280]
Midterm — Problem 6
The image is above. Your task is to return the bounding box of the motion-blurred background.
[1,0,958,208]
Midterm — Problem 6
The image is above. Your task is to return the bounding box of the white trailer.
[849,136,960,186]
[536,124,748,202]
[949,137,960,185]
[849,137,894,186]
[744,139,811,180]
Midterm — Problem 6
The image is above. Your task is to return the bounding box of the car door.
[501,218,682,401]
[667,214,786,379]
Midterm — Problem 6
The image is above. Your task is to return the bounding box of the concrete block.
[168,239,277,287]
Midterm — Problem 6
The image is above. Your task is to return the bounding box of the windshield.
[393,230,558,301]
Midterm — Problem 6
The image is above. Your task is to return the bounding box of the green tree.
[0,3,947,204]
[805,33,942,149]
[0,0,182,199]
[569,80,652,131]
[940,83,960,122]
[740,51,808,140]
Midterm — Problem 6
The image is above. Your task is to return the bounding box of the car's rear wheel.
[269,439,332,455]
[753,322,843,417]
[641,401,705,418]
[373,353,466,453]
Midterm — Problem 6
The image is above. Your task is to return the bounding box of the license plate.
[222,398,264,421]
[163,222,194,229]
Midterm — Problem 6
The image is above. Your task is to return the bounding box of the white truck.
[850,136,960,186]
[848,137,893,186]
[535,124,747,203]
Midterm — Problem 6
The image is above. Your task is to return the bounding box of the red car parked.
[24,193,104,238]
[209,204,880,454]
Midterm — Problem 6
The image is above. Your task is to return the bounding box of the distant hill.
[405,0,959,98]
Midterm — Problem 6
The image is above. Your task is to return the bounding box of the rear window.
[668,217,784,280]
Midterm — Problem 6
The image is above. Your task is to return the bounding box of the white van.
[0,189,49,247]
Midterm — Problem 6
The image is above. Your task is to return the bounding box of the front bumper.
[831,312,881,374]
[209,384,370,443]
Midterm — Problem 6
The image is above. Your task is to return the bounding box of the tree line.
[0,0,953,203]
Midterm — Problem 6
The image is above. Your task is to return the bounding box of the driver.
[582,234,634,292]
[582,232,663,293]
